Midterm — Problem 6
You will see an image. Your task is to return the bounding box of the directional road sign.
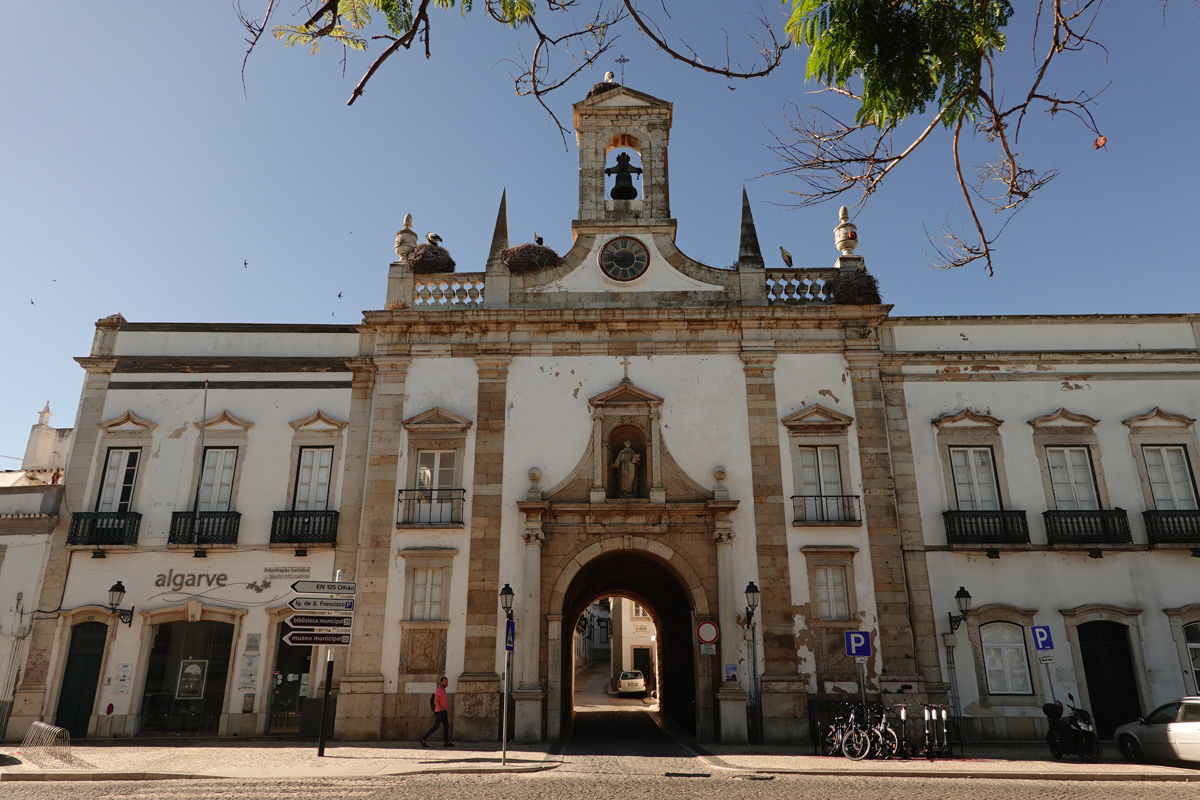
[289,615,353,629]
[289,597,355,612]
[283,631,351,647]
[845,630,872,657]
[1031,625,1054,651]
[291,581,356,595]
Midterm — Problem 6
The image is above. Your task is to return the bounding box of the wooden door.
[54,622,108,739]
[1078,621,1142,738]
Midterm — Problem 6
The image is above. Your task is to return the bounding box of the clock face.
[599,237,650,281]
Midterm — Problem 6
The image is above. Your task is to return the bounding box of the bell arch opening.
[559,548,700,736]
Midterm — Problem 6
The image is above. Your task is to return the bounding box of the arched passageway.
[560,549,701,735]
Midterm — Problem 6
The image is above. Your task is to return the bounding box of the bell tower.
[572,86,673,229]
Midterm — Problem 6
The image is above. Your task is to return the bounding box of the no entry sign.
[696,620,719,644]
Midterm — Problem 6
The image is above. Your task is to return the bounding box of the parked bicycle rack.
[808,700,959,761]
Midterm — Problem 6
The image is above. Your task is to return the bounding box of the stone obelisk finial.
[485,189,509,273]
[736,187,764,269]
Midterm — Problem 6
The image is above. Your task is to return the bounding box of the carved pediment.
[193,410,253,431]
[289,410,348,431]
[1028,408,1099,429]
[99,411,157,432]
[932,408,1004,429]
[588,379,663,409]
[402,406,473,432]
[782,403,854,433]
[1123,407,1195,428]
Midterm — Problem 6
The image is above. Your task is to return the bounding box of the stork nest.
[500,243,561,274]
[407,243,456,274]
[824,269,882,305]
[586,81,620,99]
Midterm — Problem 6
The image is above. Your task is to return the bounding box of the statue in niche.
[611,440,642,498]
[604,152,642,200]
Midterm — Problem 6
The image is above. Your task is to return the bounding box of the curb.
[0,759,563,782]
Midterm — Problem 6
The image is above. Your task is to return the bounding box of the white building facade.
[4,85,1198,745]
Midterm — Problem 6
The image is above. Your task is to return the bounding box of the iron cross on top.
[620,356,631,380]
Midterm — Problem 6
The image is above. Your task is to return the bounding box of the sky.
[2,2,1199,460]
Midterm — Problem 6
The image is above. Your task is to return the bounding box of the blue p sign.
[1031,625,1054,651]
[845,630,872,657]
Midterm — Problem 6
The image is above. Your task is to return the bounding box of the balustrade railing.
[765,268,838,304]
[791,495,860,523]
[67,512,141,546]
[412,274,485,307]
[1043,509,1131,545]
[169,511,241,545]
[943,510,1030,545]
[1143,509,1200,546]
[397,488,466,525]
[270,510,339,544]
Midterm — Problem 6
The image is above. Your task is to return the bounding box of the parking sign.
[844,631,872,658]
[1031,625,1054,651]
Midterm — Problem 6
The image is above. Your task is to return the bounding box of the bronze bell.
[610,172,638,200]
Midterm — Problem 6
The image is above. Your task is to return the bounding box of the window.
[797,446,849,521]
[949,447,1000,511]
[814,566,850,620]
[1186,622,1200,694]
[631,603,650,618]
[198,448,238,512]
[1182,703,1200,723]
[410,567,443,621]
[96,448,141,512]
[410,450,458,524]
[1146,703,1181,725]
[293,447,333,510]
[980,622,1032,694]
[1046,447,1099,510]
[1143,446,1198,510]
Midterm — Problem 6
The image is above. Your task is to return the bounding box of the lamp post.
[499,583,515,765]
[945,586,972,751]
[947,586,972,632]
[107,581,134,627]
[745,581,760,743]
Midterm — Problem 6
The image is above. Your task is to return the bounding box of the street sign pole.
[317,569,343,758]
[502,617,514,766]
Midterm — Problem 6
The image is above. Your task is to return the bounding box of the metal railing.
[168,511,241,545]
[791,495,860,523]
[1043,509,1131,545]
[943,510,1030,545]
[1143,509,1200,546]
[66,512,141,546]
[397,488,465,525]
[270,510,339,544]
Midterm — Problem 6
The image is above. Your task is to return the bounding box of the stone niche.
[541,378,711,504]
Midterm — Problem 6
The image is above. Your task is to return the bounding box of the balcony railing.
[1143,509,1200,546]
[765,268,838,304]
[791,495,860,524]
[1043,509,1131,546]
[943,510,1030,545]
[270,510,339,544]
[413,274,485,307]
[67,512,142,546]
[169,511,241,545]
[398,488,465,525]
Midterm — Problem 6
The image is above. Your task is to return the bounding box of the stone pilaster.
[513,500,546,742]
[334,354,408,740]
[739,348,807,741]
[454,353,511,741]
[713,509,749,743]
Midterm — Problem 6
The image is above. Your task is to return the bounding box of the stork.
[779,246,794,268]
[534,232,544,246]
[604,71,615,83]
[426,231,443,247]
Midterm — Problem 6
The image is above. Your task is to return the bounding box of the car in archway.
[617,670,646,696]
[1115,697,1200,762]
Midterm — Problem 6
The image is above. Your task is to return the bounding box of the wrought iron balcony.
[791,495,860,524]
[943,510,1030,545]
[270,510,339,544]
[67,512,142,546]
[397,488,465,525]
[1143,510,1200,546]
[169,511,241,545]
[1043,509,1131,546]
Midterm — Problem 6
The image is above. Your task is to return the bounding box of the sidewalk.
[0,739,560,782]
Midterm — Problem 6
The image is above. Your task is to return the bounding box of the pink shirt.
[434,685,448,712]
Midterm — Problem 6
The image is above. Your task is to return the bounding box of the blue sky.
[2,3,1198,459]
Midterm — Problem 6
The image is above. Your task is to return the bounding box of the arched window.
[1186,622,1200,694]
[980,622,1032,695]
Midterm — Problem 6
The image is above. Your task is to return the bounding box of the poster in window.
[176,659,208,699]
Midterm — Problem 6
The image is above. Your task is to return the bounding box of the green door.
[55,622,108,739]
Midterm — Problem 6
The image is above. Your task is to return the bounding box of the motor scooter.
[1043,693,1102,761]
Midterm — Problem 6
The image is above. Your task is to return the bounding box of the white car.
[617,670,646,695]
[1114,697,1200,762]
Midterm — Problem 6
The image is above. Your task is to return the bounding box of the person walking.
[420,676,453,747]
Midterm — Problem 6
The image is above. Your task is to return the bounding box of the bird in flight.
[337,292,343,299]
[534,232,543,246]
[426,231,443,247]
[243,259,248,268]
[30,299,36,306]
[779,246,793,268]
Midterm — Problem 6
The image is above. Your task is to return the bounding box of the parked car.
[617,670,646,695]
[1114,697,1200,762]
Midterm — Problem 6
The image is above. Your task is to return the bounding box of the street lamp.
[499,583,515,764]
[948,586,972,632]
[107,581,134,627]
[745,581,761,743]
